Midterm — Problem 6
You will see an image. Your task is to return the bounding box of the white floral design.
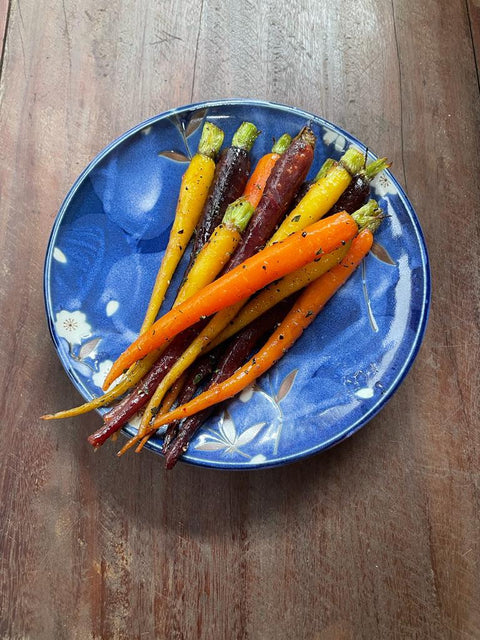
[322,129,346,152]
[53,247,67,263]
[92,360,114,389]
[195,411,266,457]
[239,384,255,403]
[371,172,396,198]
[54,310,92,345]
[105,300,119,316]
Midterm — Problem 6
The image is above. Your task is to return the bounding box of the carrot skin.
[328,173,371,216]
[243,153,279,208]
[144,229,374,433]
[103,212,358,389]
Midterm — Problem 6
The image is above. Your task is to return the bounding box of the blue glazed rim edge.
[43,98,431,470]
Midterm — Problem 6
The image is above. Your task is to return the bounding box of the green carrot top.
[314,158,337,181]
[222,198,255,232]
[197,122,225,159]
[351,199,384,232]
[364,157,391,181]
[271,133,292,154]
[340,147,366,176]
[231,122,261,152]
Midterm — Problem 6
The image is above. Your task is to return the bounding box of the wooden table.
[1,1,479,638]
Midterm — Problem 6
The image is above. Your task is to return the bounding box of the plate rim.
[44,98,431,469]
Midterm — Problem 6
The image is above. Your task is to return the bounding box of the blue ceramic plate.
[44,99,430,468]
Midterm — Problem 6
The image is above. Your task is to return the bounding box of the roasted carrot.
[41,124,227,421]
[104,130,301,441]
[134,372,187,452]
[224,127,316,271]
[141,122,225,331]
[135,199,255,436]
[169,148,364,376]
[174,198,255,305]
[103,211,359,388]
[211,245,349,346]
[210,201,382,347]
[162,348,223,451]
[242,134,292,208]
[290,158,337,208]
[329,157,391,216]
[140,203,381,448]
[185,121,259,272]
[86,328,196,448]
[128,229,375,440]
[267,146,365,243]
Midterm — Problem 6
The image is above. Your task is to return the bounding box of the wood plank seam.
[190,0,205,101]
[0,0,12,84]
[465,0,480,97]
[390,0,408,191]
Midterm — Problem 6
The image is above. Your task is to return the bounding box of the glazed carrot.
[290,158,337,208]
[243,134,292,208]
[129,229,375,440]
[174,198,255,305]
[41,123,224,422]
[141,122,224,331]
[134,372,187,453]
[224,127,316,271]
[210,200,382,347]
[162,347,223,452]
[329,157,391,216]
[111,128,312,439]
[136,202,382,441]
[211,244,349,346]
[86,329,195,448]
[174,148,364,373]
[103,211,359,389]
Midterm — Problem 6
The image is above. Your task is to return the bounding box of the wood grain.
[1,0,479,638]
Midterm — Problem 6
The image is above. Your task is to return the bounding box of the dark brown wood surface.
[1,1,479,638]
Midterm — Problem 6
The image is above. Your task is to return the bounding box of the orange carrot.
[127,229,374,440]
[103,211,358,389]
[243,134,292,208]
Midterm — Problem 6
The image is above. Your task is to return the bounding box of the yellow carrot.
[136,198,255,436]
[141,122,224,331]
[267,147,364,244]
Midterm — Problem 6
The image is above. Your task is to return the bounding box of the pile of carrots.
[43,119,390,469]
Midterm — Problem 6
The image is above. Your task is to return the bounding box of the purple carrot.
[161,347,223,451]
[223,126,316,271]
[328,157,390,215]
[185,122,259,272]
[87,325,202,448]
